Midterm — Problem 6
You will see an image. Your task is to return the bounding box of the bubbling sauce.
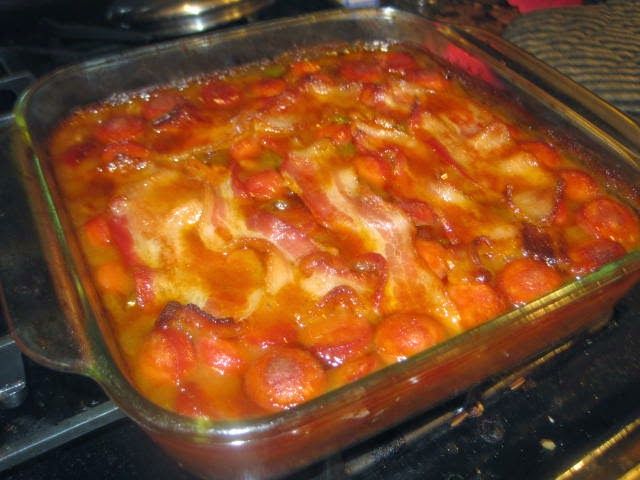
[48,44,640,419]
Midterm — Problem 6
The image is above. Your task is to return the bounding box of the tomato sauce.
[48,44,640,419]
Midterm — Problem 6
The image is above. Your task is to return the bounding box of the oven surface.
[1,1,639,479]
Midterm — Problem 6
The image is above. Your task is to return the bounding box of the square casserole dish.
[4,7,640,479]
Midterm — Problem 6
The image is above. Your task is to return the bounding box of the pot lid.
[106,0,275,37]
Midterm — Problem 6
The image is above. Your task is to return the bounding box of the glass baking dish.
[4,7,640,479]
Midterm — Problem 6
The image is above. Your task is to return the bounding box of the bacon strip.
[282,141,461,331]
[246,210,318,262]
[297,252,381,310]
[108,196,158,309]
[107,170,269,318]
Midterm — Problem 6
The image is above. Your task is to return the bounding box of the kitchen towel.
[504,0,640,121]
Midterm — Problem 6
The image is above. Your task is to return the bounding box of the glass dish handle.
[4,294,88,374]
[1,128,88,374]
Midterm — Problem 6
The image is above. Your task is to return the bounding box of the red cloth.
[507,0,582,13]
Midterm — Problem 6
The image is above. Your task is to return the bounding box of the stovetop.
[0,1,639,479]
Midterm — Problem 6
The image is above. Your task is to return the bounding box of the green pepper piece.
[259,150,283,169]
[331,113,350,125]
[337,142,356,158]
[263,64,287,78]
